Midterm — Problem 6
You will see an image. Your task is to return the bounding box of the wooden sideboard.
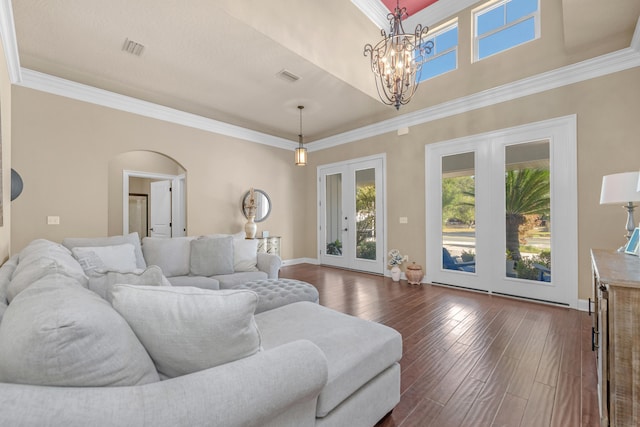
[591,249,640,427]
[256,236,281,257]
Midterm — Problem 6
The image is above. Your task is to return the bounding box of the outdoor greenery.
[356,184,376,260]
[442,176,475,227]
[326,239,342,255]
[505,168,550,260]
[514,250,551,280]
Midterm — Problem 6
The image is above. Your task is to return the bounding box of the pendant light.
[294,105,307,166]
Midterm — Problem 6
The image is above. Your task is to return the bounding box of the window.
[474,0,539,61]
[418,22,458,82]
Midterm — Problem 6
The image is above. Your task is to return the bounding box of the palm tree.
[505,168,550,260]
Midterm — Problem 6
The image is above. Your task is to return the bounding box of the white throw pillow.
[72,244,138,273]
[111,285,261,378]
[233,239,259,272]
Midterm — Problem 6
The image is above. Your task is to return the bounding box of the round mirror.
[242,189,271,222]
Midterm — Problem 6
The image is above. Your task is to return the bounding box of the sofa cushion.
[214,271,268,289]
[111,285,261,378]
[167,275,220,290]
[0,255,18,317]
[71,243,138,273]
[233,238,259,272]
[190,236,234,276]
[87,265,171,300]
[255,301,403,417]
[0,274,160,387]
[62,233,147,270]
[142,237,193,277]
[8,240,88,303]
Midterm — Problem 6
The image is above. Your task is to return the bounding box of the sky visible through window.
[417,0,538,82]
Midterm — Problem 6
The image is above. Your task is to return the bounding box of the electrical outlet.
[399,217,408,224]
[47,216,60,225]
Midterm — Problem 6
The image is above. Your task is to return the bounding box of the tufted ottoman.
[233,278,319,313]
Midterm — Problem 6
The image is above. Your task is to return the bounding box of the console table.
[256,236,281,256]
[591,249,640,427]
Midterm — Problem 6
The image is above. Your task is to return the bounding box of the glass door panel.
[441,152,476,273]
[325,173,343,258]
[355,168,377,261]
[504,141,550,282]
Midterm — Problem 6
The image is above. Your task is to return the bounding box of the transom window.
[418,21,458,82]
[474,0,539,61]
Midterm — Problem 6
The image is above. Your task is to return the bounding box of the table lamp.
[600,171,640,250]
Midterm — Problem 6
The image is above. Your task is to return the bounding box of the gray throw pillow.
[190,236,234,276]
[0,275,160,386]
[87,265,171,300]
[111,285,261,378]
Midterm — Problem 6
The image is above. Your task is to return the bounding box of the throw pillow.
[0,275,160,386]
[87,265,171,300]
[190,236,234,276]
[111,285,261,378]
[72,244,138,274]
[141,237,193,277]
[233,238,259,272]
[62,233,147,270]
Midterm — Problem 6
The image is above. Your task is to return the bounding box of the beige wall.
[0,42,11,262]
[11,87,306,259]
[305,67,640,300]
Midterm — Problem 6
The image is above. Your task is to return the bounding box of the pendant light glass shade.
[294,106,307,166]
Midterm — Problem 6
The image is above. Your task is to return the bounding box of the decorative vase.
[405,262,424,285]
[245,215,257,239]
[390,265,401,282]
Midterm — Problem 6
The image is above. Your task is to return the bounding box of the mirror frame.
[242,189,271,222]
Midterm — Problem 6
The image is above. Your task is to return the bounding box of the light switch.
[399,217,408,224]
[47,216,60,225]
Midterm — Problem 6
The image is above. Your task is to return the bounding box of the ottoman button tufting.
[232,279,319,313]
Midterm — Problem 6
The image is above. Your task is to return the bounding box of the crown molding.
[309,19,640,152]
[18,69,297,150]
[404,0,478,29]
[0,0,21,83]
[350,0,390,29]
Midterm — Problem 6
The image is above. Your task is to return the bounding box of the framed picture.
[624,227,640,255]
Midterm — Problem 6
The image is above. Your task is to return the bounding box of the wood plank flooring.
[278,264,600,427]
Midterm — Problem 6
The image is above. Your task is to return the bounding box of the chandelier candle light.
[364,0,433,110]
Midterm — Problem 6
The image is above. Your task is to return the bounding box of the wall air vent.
[122,38,145,56]
[276,69,301,83]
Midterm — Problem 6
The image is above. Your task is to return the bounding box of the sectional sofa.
[0,234,402,426]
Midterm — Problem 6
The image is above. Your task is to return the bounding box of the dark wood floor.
[279,264,600,427]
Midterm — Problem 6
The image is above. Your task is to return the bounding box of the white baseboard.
[281,257,319,266]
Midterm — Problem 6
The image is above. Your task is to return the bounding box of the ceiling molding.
[17,68,297,151]
[309,18,640,152]
[0,0,21,83]
[404,0,479,29]
[350,0,390,29]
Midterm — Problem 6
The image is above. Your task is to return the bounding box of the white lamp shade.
[600,171,640,204]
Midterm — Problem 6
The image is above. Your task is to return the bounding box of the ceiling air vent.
[122,38,145,56]
[276,69,301,83]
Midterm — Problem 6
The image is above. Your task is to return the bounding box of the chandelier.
[364,0,433,110]
[294,106,307,166]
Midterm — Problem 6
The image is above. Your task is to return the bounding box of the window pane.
[504,141,550,281]
[442,152,476,273]
[325,173,343,256]
[507,0,537,23]
[420,50,456,81]
[355,168,376,261]
[435,27,458,52]
[477,5,505,35]
[478,17,535,59]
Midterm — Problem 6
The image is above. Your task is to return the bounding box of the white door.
[150,180,172,237]
[171,175,186,237]
[426,116,578,307]
[318,155,385,274]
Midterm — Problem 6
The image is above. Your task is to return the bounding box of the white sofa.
[0,236,402,426]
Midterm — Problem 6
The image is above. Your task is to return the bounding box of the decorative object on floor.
[243,188,257,239]
[242,188,271,222]
[599,171,640,250]
[363,0,433,110]
[11,169,23,201]
[405,262,424,285]
[388,249,408,282]
[294,105,307,166]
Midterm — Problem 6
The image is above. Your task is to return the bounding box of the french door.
[318,155,385,274]
[426,116,578,307]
